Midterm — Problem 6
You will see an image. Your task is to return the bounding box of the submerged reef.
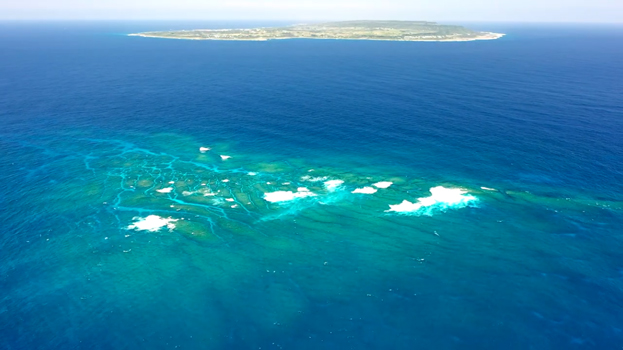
[103,145,481,238]
[41,135,608,247]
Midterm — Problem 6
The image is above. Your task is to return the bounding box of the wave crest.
[387,186,477,215]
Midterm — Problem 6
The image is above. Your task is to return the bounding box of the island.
[129,20,504,42]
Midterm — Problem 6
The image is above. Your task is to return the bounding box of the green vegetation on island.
[129,20,504,42]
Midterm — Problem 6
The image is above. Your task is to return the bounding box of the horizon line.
[1,18,622,24]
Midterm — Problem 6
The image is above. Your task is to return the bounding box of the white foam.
[211,198,225,205]
[220,155,231,160]
[247,172,257,176]
[225,198,235,202]
[300,175,328,182]
[387,200,420,212]
[264,188,316,203]
[127,215,177,232]
[182,191,195,196]
[481,187,496,191]
[199,147,211,153]
[222,179,230,183]
[352,187,377,194]
[156,187,173,193]
[324,180,344,191]
[373,181,393,189]
[168,181,175,184]
[387,186,477,214]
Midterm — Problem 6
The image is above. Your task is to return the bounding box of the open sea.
[1,21,622,349]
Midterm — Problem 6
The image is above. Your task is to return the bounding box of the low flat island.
[129,20,504,42]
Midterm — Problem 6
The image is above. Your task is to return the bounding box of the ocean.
[1,21,622,349]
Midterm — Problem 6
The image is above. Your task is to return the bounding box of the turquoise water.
[1,22,623,349]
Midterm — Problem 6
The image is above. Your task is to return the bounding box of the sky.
[0,0,621,23]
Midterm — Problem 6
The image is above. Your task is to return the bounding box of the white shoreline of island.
[128,32,506,42]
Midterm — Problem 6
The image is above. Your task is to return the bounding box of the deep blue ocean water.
[1,21,623,349]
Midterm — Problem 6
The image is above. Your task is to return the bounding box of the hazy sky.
[1,0,621,22]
